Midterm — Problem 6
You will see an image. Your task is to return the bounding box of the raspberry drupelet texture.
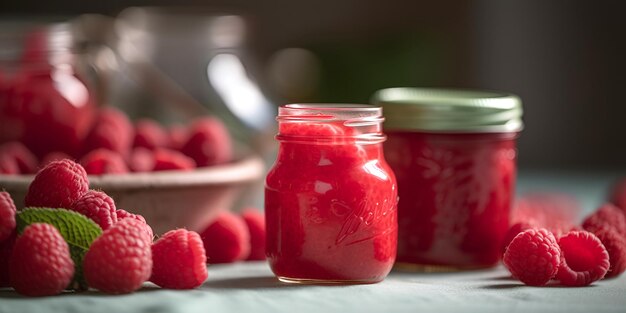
[556,230,610,286]
[83,219,152,294]
[241,209,266,261]
[582,203,626,236]
[9,223,74,297]
[151,229,208,289]
[502,222,534,254]
[503,228,561,286]
[116,209,154,240]
[590,228,626,278]
[25,159,89,209]
[69,190,118,230]
[80,149,129,175]
[0,191,17,242]
[200,211,250,263]
[39,151,73,168]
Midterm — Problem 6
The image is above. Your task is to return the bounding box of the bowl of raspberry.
[0,107,265,236]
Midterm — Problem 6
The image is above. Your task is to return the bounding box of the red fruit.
[609,178,626,212]
[503,228,561,286]
[556,230,610,286]
[153,149,196,171]
[25,159,89,209]
[590,228,626,278]
[181,117,232,167]
[80,148,129,175]
[9,223,74,296]
[200,211,250,263]
[0,231,16,287]
[241,209,266,261]
[84,107,133,156]
[116,209,154,240]
[167,125,187,150]
[0,141,38,174]
[0,153,19,175]
[0,191,17,242]
[502,222,533,254]
[150,229,207,289]
[83,219,152,294]
[69,190,117,230]
[39,151,73,168]
[582,203,626,236]
[128,147,155,172]
[133,119,168,150]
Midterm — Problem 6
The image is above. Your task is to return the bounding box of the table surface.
[1,170,625,313]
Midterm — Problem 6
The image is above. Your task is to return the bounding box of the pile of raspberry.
[0,159,266,296]
[0,107,232,175]
[502,185,626,286]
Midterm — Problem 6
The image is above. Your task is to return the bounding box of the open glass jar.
[265,104,397,284]
[372,88,523,270]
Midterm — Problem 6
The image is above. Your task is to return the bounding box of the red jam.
[385,131,517,268]
[265,105,397,283]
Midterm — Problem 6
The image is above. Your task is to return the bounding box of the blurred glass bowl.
[0,153,264,235]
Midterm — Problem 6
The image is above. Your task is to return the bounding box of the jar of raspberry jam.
[265,104,398,284]
[372,88,523,270]
[0,23,96,158]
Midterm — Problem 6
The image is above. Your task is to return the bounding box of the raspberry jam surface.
[265,105,397,283]
[384,131,517,269]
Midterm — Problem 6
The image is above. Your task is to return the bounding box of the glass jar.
[0,23,96,159]
[372,88,523,270]
[265,104,398,284]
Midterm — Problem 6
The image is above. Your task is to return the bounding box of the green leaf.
[16,207,103,290]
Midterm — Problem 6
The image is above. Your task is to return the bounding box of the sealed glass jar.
[0,23,96,159]
[265,104,398,284]
[372,88,523,270]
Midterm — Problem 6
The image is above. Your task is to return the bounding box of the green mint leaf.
[16,207,103,290]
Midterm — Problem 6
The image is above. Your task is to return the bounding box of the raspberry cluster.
[0,108,232,176]
[0,159,266,297]
[503,191,626,286]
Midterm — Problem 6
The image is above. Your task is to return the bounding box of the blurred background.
[1,0,625,170]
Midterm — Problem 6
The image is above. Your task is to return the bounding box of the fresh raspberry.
[25,159,89,209]
[116,209,154,240]
[80,148,129,175]
[502,222,533,254]
[0,141,38,174]
[556,230,610,286]
[0,231,16,287]
[0,153,19,175]
[582,203,626,236]
[69,190,118,230]
[9,223,74,296]
[502,228,561,286]
[200,211,250,263]
[133,119,168,150]
[83,219,152,294]
[128,147,155,172]
[167,125,187,150]
[241,209,266,261]
[609,178,626,212]
[84,107,133,156]
[181,117,232,167]
[0,191,17,242]
[39,151,73,168]
[153,149,196,171]
[590,228,626,278]
[150,229,207,289]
